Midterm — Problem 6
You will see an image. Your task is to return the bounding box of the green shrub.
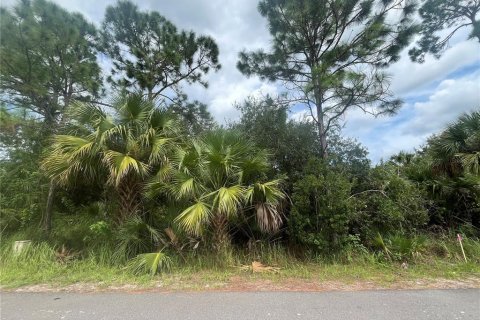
[371,233,427,262]
[113,216,162,261]
[289,159,353,252]
[50,214,99,250]
[350,165,429,238]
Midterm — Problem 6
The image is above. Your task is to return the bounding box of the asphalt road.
[1,289,479,320]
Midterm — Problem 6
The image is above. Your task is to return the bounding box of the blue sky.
[4,0,479,162]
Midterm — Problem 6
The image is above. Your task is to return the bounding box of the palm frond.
[246,180,285,205]
[177,177,197,200]
[239,151,269,183]
[42,135,102,185]
[457,151,480,175]
[103,151,148,186]
[148,136,172,164]
[255,202,283,233]
[211,185,244,217]
[429,110,480,175]
[118,93,153,125]
[245,180,285,233]
[128,251,172,275]
[175,201,212,236]
[69,101,107,126]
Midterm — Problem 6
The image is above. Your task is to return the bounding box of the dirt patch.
[214,276,480,292]
[4,276,480,293]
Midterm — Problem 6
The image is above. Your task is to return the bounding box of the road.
[1,289,479,319]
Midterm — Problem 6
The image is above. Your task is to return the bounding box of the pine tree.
[409,0,480,63]
[101,0,221,102]
[238,0,418,157]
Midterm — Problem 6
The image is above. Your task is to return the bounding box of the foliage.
[327,131,371,181]
[170,99,216,136]
[42,94,181,222]
[2,236,479,289]
[350,165,429,238]
[101,0,220,100]
[150,129,286,249]
[114,216,162,260]
[238,0,418,156]
[0,0,101,128]
[128,250,172,275]
[1,0,478,278]
[0,108,47,234]
[289,159,353,252]
[234,96,320,179]
[410,0,480,62]
[395,111,480,229]
[429,111,480,176]
[372,232,427,261]
[234,96,370,182]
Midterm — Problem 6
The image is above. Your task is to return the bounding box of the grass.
[1,237,479,291]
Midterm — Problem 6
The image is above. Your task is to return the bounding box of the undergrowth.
[1,234,479,289]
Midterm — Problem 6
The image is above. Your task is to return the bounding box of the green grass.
[1,238,479,290]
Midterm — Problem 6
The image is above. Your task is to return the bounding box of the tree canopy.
[0,0,101,129]
[409,0,480,62]
[101,0,221,102]
[238,0,418,157]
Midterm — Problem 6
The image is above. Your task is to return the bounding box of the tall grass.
[1,235,479,289]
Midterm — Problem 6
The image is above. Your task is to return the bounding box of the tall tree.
[0,0,101,129]
[0,0,102,232]
[101,0,221,102]
[238,0,418,157]
[170,99,216,136]
[234,96,320,178]
[409,0,480,62]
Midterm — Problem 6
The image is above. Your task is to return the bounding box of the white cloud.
[207,79,279,123]
[401,72,480,134]
[389,40,480,96]
[346,71,480,162]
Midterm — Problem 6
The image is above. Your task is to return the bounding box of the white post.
[457,234,467,263]
[13,240,32,254]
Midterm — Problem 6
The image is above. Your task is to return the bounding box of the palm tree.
[429,111,480,176]
[390,151,415,175]
[405,111,480,227]
[42,94,180,223]
[150,129,285,249]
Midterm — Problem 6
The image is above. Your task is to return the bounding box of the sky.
[3,0,480,162]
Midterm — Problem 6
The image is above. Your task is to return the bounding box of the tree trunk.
[117,179,141,223]
[314,86,328,159]
[42,181,56,233]
[212,214,230,251]
[41,98,68,234]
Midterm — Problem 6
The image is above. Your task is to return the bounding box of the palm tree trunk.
[117,179,141,223]
[212,214,230,251]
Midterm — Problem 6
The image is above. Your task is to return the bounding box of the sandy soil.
[5,276,480,293]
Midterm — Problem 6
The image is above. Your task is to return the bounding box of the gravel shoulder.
[3,276,480,293]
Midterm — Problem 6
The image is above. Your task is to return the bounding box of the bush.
[113,217,162,261]
[349,165,429,239]
[288,159,353,252]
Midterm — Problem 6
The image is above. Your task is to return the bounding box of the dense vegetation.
[0,0,479,283]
